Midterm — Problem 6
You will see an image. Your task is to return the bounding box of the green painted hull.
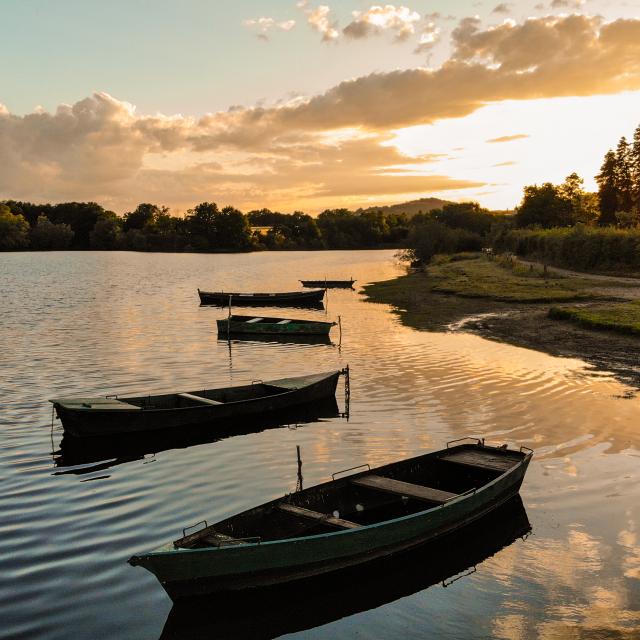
[216,319,334,336]
[130,445,532,600]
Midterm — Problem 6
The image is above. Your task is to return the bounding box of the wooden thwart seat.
[352,475,458,504]
[174,527,239,549]
[278,503,360,529]
[177,392,223,406]
[442,450,519,472]
[246,317,264,323]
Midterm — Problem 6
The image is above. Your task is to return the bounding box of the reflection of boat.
[198,289,325,306]
[220,333,333,346]
[129,441,532,600]
[50,370,344,437]
[160,495,530,640]
[53,398,342,475]
[217,315,335,336]
[300,279,355,289]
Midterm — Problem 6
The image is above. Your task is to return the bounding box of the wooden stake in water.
[227,295,232,338]
[296,445,303,492]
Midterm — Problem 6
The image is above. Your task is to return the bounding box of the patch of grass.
[549,301,640,335]
[427,254,602,302]
[362,270,503,331]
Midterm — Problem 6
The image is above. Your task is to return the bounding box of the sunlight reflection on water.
[1,250,639,639]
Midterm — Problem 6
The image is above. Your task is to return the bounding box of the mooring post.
[296,445,303,492]
[227,295,232,338]
[342,365,350,418]
[338,315,342,347]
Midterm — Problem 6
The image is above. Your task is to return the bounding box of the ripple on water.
[2,250,640,639]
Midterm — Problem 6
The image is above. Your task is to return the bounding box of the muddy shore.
[363,263,640,389]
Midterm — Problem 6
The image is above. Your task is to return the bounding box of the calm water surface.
[1,250,639,639]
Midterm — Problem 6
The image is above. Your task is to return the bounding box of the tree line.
[0,201,413,252]
[512,123,640,230]
[0,198,504,253]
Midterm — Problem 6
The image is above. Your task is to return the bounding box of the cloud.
[493,160,517,166]
[343,5,421,41]
[0,95,482,210]
[550,0,585,8]
[414,21,442,53]
[4,14,640,210]
[243,17,296,40]
[306,5,339,41]
[492,3,511,14]
[487,134,530,143]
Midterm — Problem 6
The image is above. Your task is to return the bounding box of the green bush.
[494,225,640,272]
[404,221,483,265]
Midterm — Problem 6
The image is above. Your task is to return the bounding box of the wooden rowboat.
[161,495,530,636]
[217,315,336,336]
[54,398,342,473]
[198,289,325,307]
[50,370,344,438]
[300,279,355,289]
[129,440,532,600]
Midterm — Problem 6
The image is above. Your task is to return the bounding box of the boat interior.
[121,382,292,410]
[173,445,526,549]
[224,316,331,325]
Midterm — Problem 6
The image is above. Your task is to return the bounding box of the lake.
[1,250,639,639]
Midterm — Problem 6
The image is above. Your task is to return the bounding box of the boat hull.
[160,496,530,638]
[52,371,341,438]
[216,319,333,336]
[300,280,355,289]
[132,447,531,600]
[199,289,325,307]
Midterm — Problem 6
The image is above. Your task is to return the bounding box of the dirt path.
[517,259,640,300]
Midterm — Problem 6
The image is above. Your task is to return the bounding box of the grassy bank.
[363,253,610,332]
[365,253,605,307]
[426,254,604,302]
[550,301,640,335]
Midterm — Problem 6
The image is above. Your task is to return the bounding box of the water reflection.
[220,333,334,346]
[52,399,342,475]
[160,496,531,640]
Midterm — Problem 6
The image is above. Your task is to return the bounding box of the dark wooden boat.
[50,370,344,438]
[217,315,335,336]
[300,279,355,289]
[161,495,530,638]
[129,440,532,600]
[198,289,325,306]
[53,398,342,474]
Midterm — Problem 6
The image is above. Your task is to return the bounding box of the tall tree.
[515,183,572,228]
[615,137,634,212]
[595,150,618,226]
[0,204,29,250]
[123,203,161,231]
[558,173,598,224]
[30,216,75,250]
[631,124,640,210]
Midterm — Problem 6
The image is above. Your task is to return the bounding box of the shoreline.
[363,255,640,388]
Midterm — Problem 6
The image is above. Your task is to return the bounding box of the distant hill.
[357,197,452,218]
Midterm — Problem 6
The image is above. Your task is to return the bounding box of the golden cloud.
[2,14,640,210]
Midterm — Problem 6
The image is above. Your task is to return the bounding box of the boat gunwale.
[50,371,340,414]
[137,445,532,559]
[218,316,336,327]
[199,289,325,297]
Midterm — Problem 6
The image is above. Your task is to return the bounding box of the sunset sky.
[2,0,640,214]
